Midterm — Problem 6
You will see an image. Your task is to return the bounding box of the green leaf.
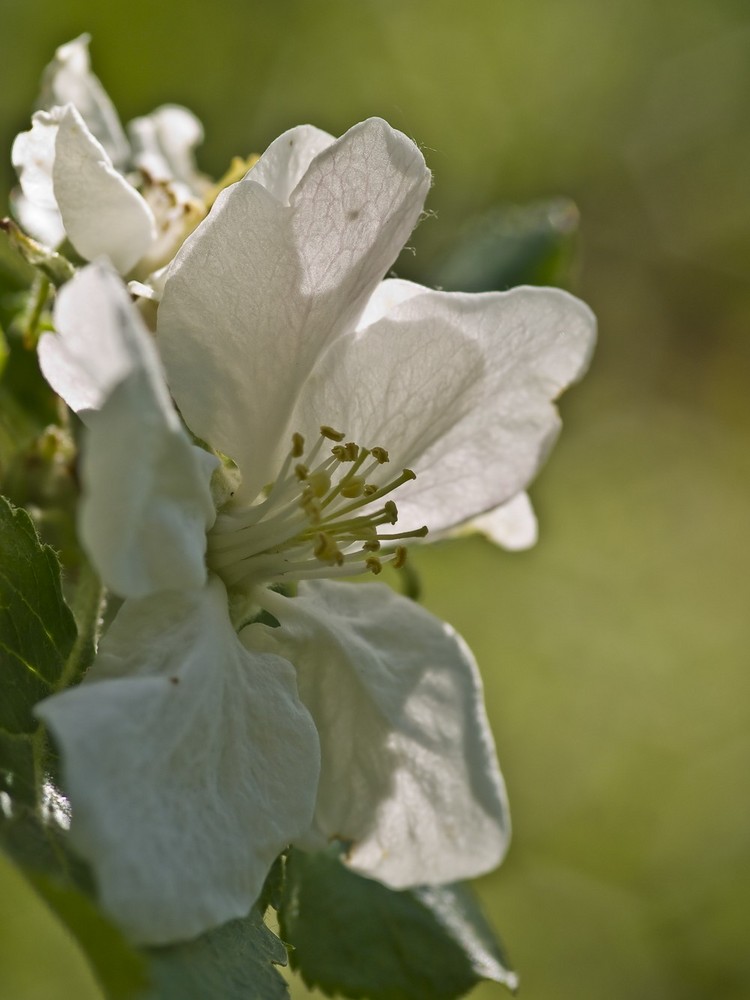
[0,495,77,733]
[145,905,290,1000]
[0,728,36,808]
[0,320,59,476]
[430,197,579,293]
[279,847,518,1000]
[27,870,150,1000]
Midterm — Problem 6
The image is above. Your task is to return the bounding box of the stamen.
[206,425,428,590]
[392,546,408,569]
[339,477,365,499]
[313,533,344,565]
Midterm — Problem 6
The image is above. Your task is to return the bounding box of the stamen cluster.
[207,426,428,589]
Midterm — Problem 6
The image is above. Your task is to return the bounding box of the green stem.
[22,275,51,349]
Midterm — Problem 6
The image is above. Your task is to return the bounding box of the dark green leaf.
[0,495,77,733]
[279,847,518,1000]
[0,325,59,477]
[0,727,36,808]
[430,197,579,293]
[145,904,290,1000]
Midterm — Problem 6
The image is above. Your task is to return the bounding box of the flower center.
[206,426,427,590]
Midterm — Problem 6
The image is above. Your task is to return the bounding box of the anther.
[363,484,378,497]
[363,539,381,552]
[291,433,305,457]
[371,447,389,464]
[320,425,345,442]
[332,442,360,462]
[314,533,344,564]
[295,463,309,480]
[384,500,398,524]
[366,556,383,575]
[392,546,408,569]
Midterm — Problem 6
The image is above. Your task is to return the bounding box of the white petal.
[9,191,65,248]
[41,261,167,417]
[128,104,207,192]
[294,281,596,533]
[470,492,538,550]
[11,110,61,213]
[53,105,155,274]
[38,34,130,170]
[250,581,509,888]
[36,578,320,944]
[40,263,216,597]
[158,117,430,502]
[246,123,335,204]
[81,372,216,597]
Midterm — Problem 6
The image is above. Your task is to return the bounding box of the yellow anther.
[291,433,305,457]
[363,538,381,552]
[366,556,383,575]
[332,441,360,462]
[295,463,309,480]
[307,470,332,498]
[371,447,389,464]
[392,546,408,569]
[403,468,416,481]
[340,477,365,499]
[320,425,345,442]
[384,500,398,524]
[314,533,344,564]
[362,483,377,497]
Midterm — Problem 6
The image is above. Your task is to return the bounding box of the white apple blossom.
[36,117,595,945]
[11,35,211,280]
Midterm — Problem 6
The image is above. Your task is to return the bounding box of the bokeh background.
[1,1,749,997]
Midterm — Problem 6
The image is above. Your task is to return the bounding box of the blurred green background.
[1,0,749,997]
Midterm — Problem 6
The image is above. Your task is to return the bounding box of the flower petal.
[53,104,155,274]
[246,123,335,204]
[127,104,208,193]
[250,581,510,889]
[36,578,320,944]
[158,118,430,501]
[470,492,538,551]
[293,279,596,533]
[40,262,216,597]
[11,110,61,214]
[38,34,131,170]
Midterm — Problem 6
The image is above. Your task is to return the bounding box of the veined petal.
[158,117,430,502]
[469,492,538,551]
[53,104,156,274]
[36,578,320,945]
[38,34,130,170]
[128,104,208,193]
[247,123,334,204]
[40,262,216,597]
[293,280,596,533]
[250,581,509,889]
